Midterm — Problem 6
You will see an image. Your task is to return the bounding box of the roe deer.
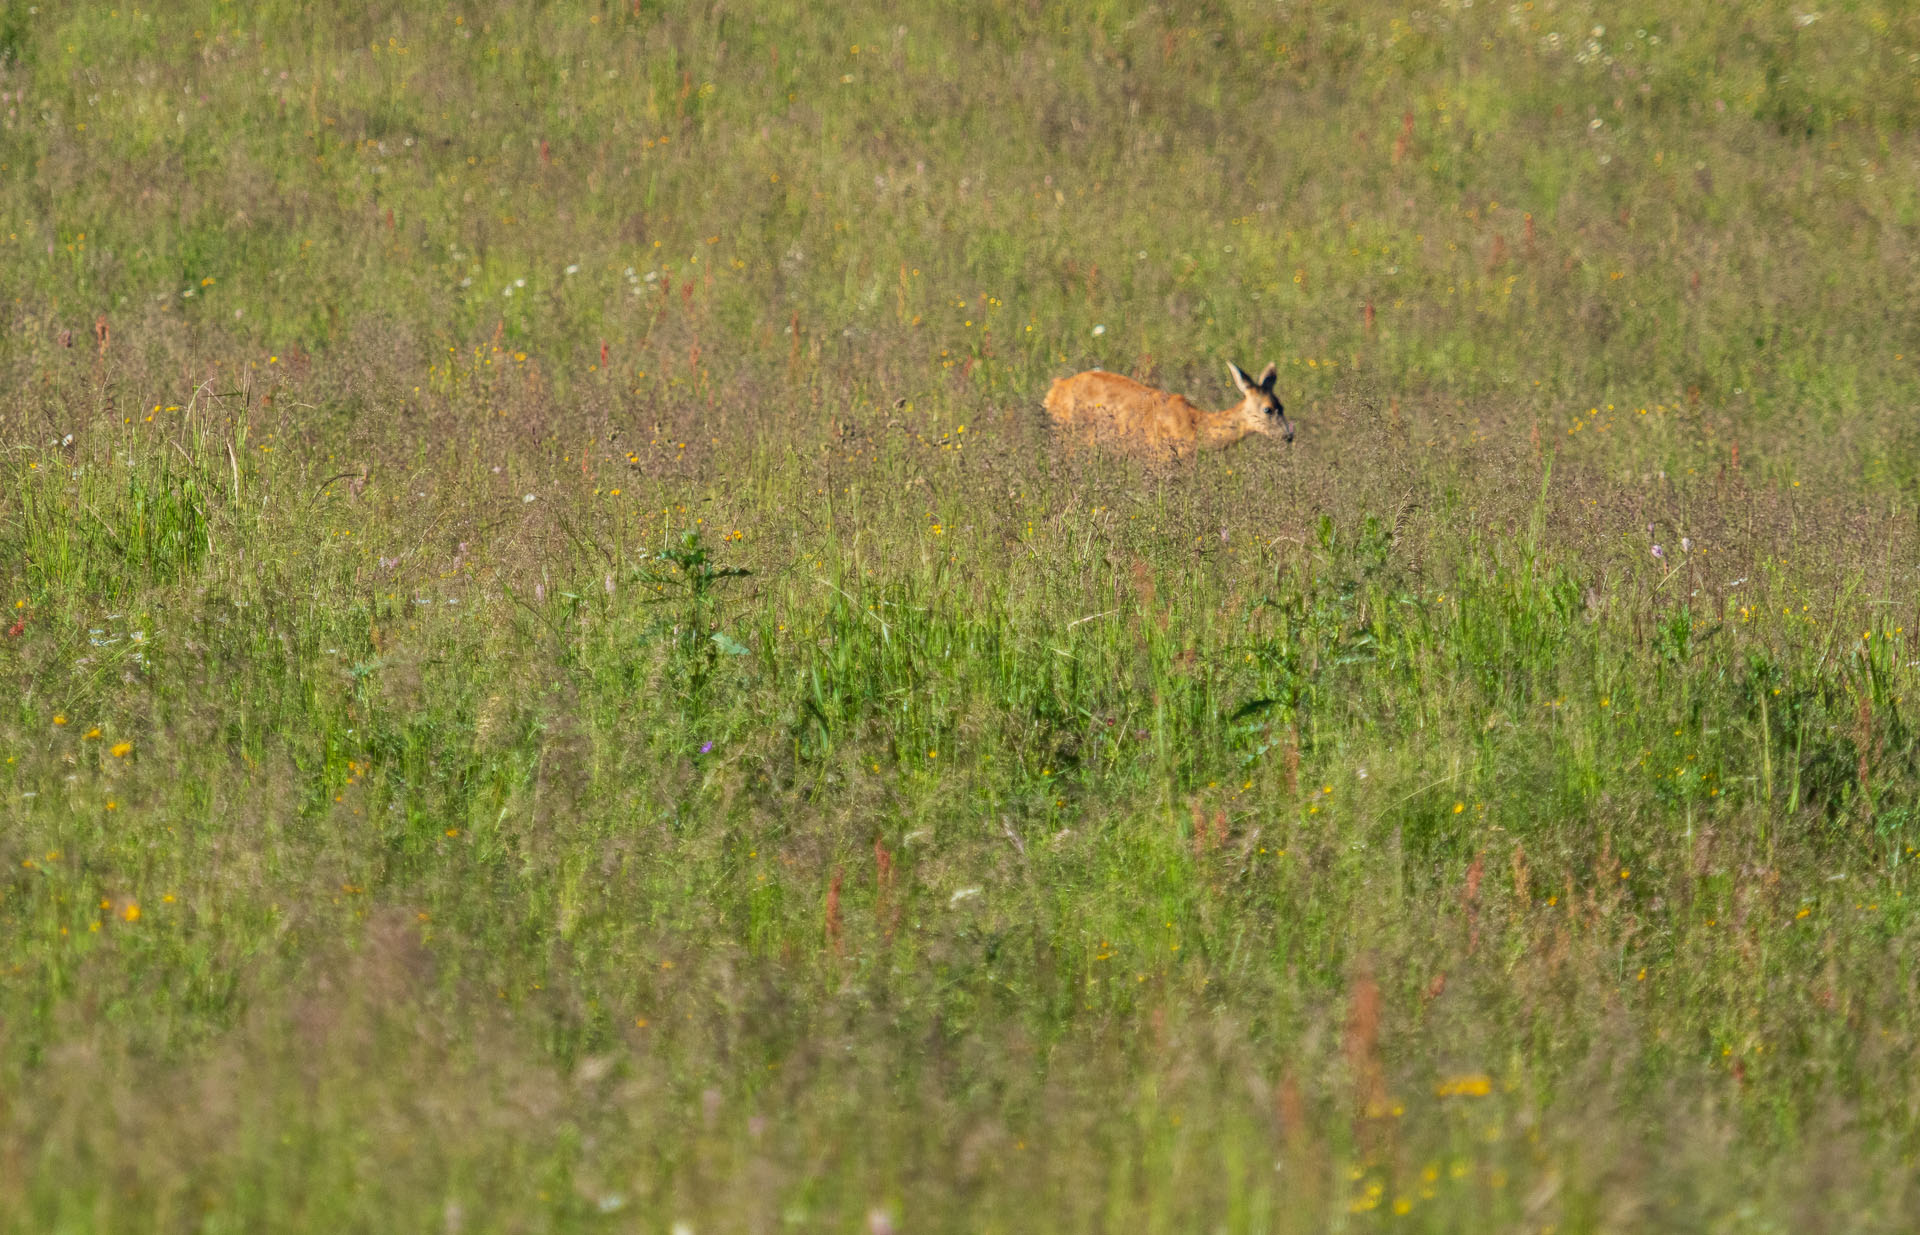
[1044,362,1292,460]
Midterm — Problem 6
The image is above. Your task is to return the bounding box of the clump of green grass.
[5,1,1920,1231]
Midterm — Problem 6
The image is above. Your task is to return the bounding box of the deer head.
[1227,362,1292,443]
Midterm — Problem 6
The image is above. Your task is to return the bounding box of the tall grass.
[4,1,1920,1231]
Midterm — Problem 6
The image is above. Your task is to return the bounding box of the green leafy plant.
[636,528,754,709]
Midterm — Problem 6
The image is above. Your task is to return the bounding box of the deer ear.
[1257,362,1278,391]
[1227,362,1256,394]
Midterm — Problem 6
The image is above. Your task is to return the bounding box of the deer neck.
[1195,404,1255,450]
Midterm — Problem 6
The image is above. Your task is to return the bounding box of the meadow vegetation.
[6,1,1920,1230]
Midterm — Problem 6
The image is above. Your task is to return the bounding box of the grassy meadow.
[8,0,1920,1229]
